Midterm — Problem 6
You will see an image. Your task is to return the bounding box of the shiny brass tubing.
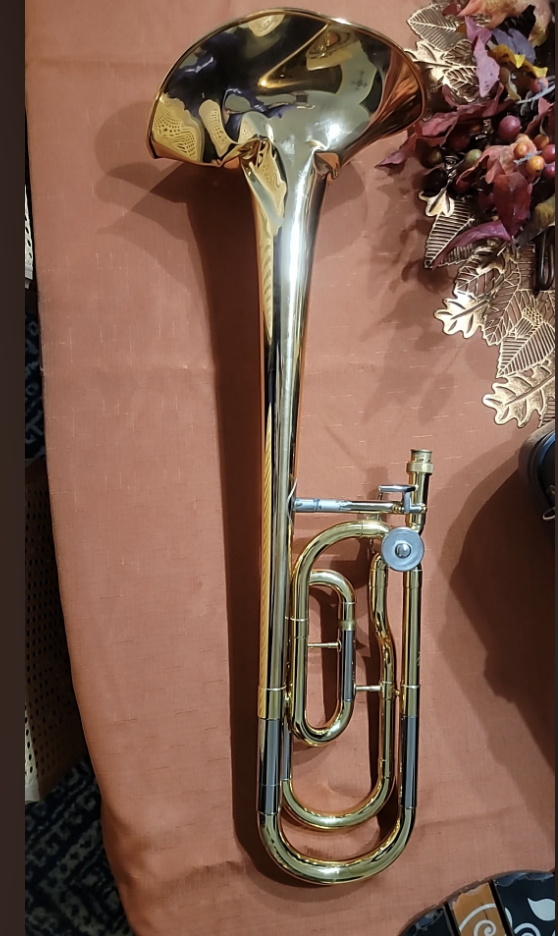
[368,554,396,806]
[289,567,356,747]
[255,159,330,822]
[281,525,396,832]
[288,520,388,746]
[261,561,423,884]
[308,569,357,700]
[282,555,396,830]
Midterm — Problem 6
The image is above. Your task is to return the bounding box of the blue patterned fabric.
[25,303,45,460]
[403,907,455,935]
[25,758,132,936]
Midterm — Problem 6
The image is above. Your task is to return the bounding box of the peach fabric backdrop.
[26,1,555,933]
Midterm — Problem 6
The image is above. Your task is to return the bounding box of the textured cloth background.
[25,2,555,934]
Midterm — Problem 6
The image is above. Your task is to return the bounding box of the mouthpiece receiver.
[406,450,433,533]
[407,449,434,476]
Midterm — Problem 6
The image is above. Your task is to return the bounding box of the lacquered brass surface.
[148,9,430,884]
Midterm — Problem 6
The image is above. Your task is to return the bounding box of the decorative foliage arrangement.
[381,0,555,427]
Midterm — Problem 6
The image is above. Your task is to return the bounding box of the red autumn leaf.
[525,98,554,136]
[459,1,554,45]
[421,111,461,141]
[376,131,419,167]
[432,220,512,268]
[441,83,509,119]
[483,144,517,182]
[474,86,510,119]
[377,82,511,168]
[455,143,516,186]
[465,17,500,97]
[493,171,533,236]
[420,85,509,146]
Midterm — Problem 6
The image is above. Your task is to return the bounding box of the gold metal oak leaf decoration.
[434,244,555,427]
[434,248,504,338]
[408,2,556,429]
[406,4,478,108]
[484,361,555,427]
[424,197,476,266]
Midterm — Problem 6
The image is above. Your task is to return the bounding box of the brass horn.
[148,8,432,884]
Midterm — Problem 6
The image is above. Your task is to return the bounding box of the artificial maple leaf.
[459,1,554,45]
[465,18,500,96]
[493,172,533,236]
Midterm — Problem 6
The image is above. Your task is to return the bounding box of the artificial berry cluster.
[421,77,555,216]
[379,3,556,257]
[497,114,555,180]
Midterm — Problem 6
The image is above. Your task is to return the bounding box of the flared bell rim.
[146,6,426,167]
